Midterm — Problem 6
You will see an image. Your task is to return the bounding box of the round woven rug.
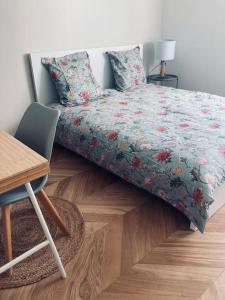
[0,197,85,289]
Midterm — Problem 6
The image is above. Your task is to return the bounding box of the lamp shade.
[156,40,176,61]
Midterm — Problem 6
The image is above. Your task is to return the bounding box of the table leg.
[25,182,67,278]
[190,222,198,232]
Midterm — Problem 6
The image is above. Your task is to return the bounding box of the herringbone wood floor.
[1,145,225,300]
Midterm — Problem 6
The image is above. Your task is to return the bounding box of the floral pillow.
[106,47,146,91]
[42,52,103,106]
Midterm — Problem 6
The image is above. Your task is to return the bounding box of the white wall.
[0,0,163,133]
[163,0,225,96]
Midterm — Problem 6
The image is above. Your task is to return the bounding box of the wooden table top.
[0,130,49,194]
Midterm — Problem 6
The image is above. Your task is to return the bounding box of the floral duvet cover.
[52,84,225,232]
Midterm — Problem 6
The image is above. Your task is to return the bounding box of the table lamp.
[156,40,176,77]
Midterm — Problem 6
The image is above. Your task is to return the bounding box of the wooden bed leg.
[190,222,198,232]
[36,189,70,236]
[2,205,13,275]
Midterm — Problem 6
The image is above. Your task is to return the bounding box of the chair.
[0,103,69,275]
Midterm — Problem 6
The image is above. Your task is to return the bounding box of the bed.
[29,44,225,232]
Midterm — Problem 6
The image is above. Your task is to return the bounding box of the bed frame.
[29,44,225,232]
[29,44,143,106]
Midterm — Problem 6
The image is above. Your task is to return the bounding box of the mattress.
[51,84,225,232]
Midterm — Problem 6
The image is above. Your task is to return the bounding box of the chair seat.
[0,177,46,207]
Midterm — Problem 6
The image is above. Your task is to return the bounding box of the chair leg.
[2,205,13,275]
[36,189,70,236]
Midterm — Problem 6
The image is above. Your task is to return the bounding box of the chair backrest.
[15,103,60,161]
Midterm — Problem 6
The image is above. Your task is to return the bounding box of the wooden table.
[0,130,66,278]
[0,130,49,194]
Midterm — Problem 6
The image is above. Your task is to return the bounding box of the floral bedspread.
[52,84,225,232]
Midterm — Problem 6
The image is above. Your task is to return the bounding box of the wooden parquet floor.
[1,144,225,300]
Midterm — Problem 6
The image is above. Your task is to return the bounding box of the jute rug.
[0,197,85,289]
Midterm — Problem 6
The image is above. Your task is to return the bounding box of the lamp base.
[160,61,166,77]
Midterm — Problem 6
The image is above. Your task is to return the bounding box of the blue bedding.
[51,84,225,232]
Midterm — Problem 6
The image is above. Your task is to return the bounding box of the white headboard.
[29,44,143,106]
